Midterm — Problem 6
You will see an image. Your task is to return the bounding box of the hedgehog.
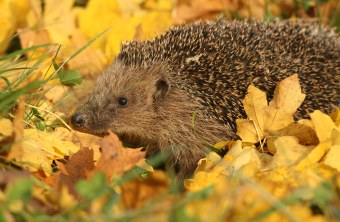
[71,20,340,179]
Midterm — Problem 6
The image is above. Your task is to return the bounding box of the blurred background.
[1,0,339,73]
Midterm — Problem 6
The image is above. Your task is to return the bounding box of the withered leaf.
[92,132,145,182]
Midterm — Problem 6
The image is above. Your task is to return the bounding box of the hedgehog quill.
[71,20,340,179]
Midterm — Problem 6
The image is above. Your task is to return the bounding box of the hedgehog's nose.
[71,112,86,127]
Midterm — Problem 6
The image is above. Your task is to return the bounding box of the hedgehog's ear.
[154,78,170,102]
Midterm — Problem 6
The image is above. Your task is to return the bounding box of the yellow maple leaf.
[237,74,306,144]
[185,179,231,222]
[77,0,121,36]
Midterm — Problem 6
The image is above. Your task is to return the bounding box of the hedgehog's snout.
[70,112,86,128]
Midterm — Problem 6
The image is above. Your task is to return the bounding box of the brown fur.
[72,61,228,178]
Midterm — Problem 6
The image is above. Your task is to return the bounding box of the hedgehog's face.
[70,61,170,145]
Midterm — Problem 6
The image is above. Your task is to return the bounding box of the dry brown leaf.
[44,147,95,196]
[92,132,146,182]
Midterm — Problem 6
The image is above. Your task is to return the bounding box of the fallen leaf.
[323,129,340,171]
[65,29,107,76]
[7,98,25,161]
[121,170,169,209]
[324,145,340,171]
[77,0,121,50]
[330,108,340,127]
[52,127,102,155]
[310,110,336,142]
[184,168,226,192]
[266,74,306,131]
[194,151,222,173]
[295,139,332,171]
[24,0,75,47]
[0,118,13,137]
[92,132,146,181]
[0,0,15,54]
[266,136,314,169]
[275,119,318,146]
[42,185,78,211]
[237,74,306,144]
[214,140,233,150]
[44,85,68,104]
[174,0,227,24]
[45,147,95,196]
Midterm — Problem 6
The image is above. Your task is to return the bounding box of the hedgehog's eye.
[118,97,128,106]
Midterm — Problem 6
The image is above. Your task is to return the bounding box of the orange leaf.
[44,147,95,196]
[92,132,145,182]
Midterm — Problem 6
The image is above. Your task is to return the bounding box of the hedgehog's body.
[71,20,340,178]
